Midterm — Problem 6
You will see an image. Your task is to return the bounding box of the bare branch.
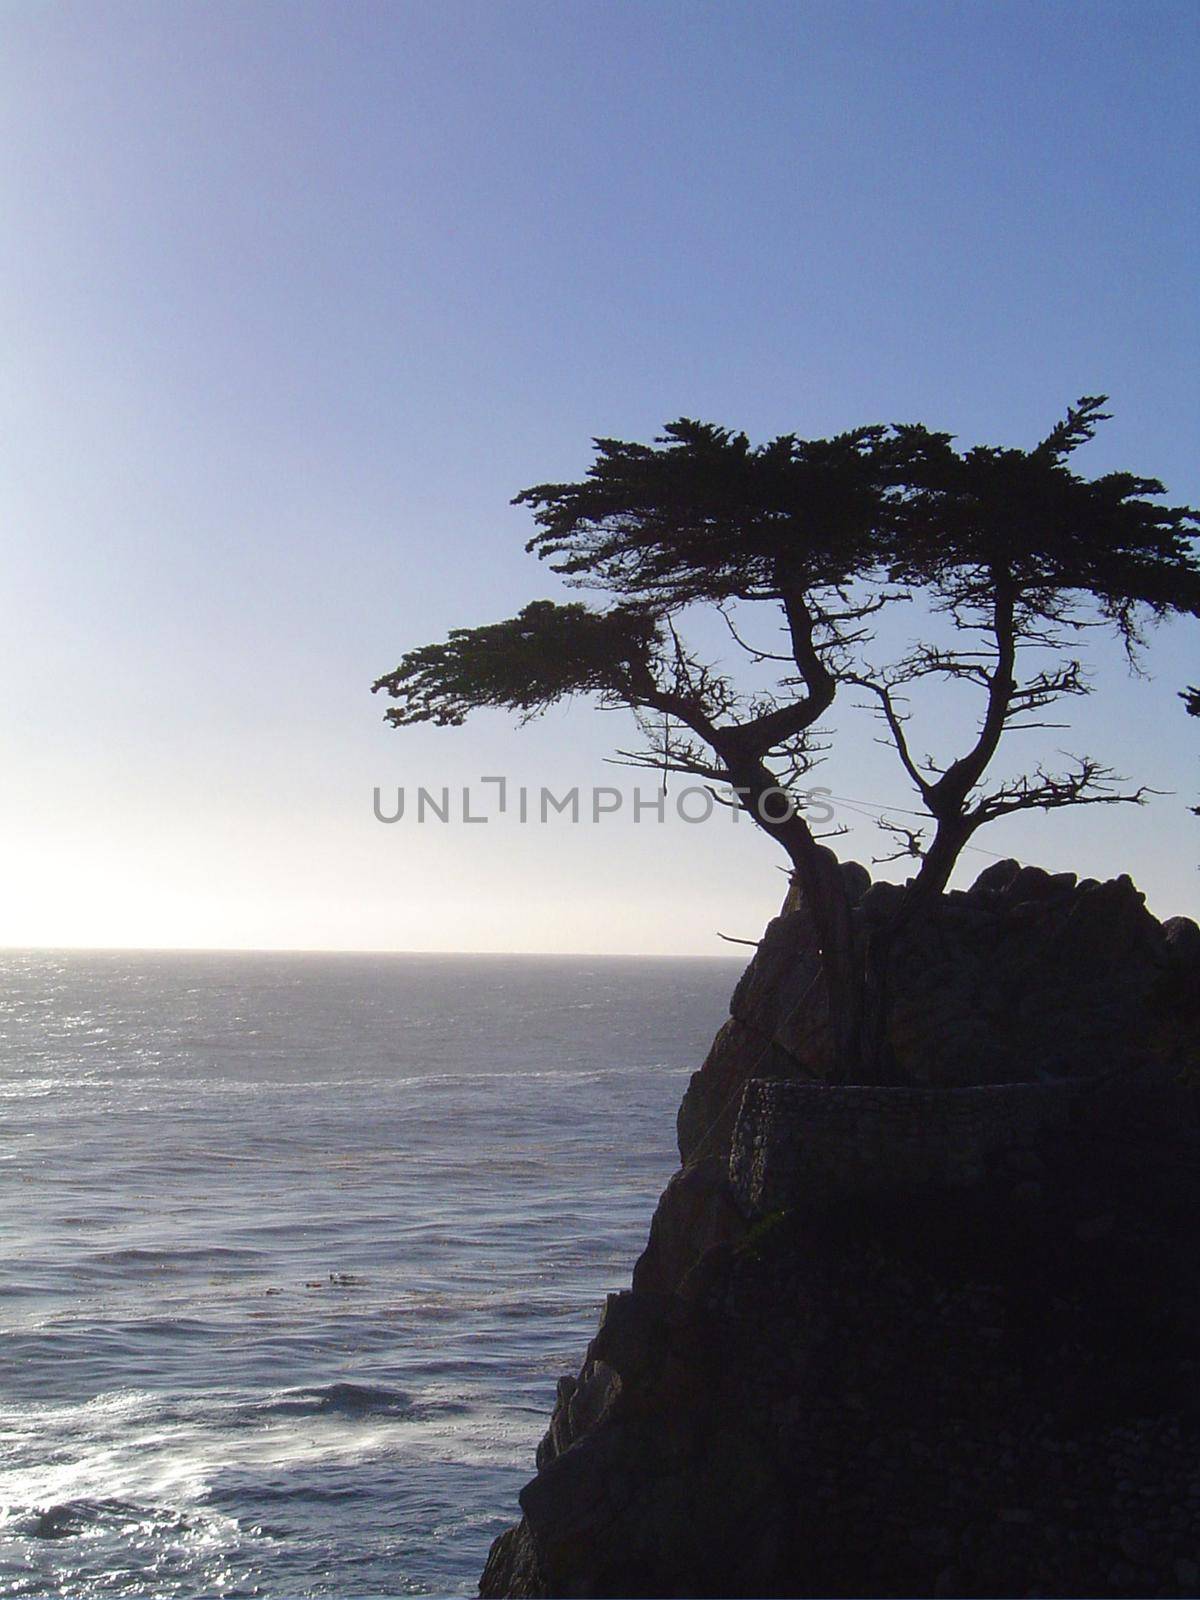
[716,604,794,664]
[870,814,928,866]
[848,675,933,802]
[969,755,1160,826]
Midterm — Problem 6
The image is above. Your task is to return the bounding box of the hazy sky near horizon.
[1,0,1197,955]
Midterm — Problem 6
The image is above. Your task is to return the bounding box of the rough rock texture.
[677,857,1197,1165]
[728,1077,1103,1214]
[480,863,1200,1599]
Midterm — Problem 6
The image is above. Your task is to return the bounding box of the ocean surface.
[0,950,736,1598]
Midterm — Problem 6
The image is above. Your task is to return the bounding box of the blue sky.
[1,0,1197,953]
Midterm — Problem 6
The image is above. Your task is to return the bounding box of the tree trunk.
[788,840,860,1084]
[723,752,861,1084]
[856,816,974,1083]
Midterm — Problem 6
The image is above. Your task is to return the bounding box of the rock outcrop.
[480,863,1200,1599]
[678,857,1196,1164]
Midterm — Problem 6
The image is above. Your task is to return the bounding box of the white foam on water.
[0,949,734,1596]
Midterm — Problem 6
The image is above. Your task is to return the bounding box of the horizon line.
[0,942,745,962]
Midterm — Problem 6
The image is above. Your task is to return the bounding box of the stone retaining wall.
[728,1077,1095,1215]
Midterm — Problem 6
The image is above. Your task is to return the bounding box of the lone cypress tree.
[374,401,1199,1080]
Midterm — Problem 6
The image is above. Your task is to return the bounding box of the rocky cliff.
[480,862,1200,1599]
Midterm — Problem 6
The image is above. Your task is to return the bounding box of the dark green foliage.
[737,1207,795,1262]
[515,418,919,610]
[890,399,1200,650]
[372,600,660,726]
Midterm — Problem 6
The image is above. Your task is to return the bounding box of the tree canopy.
[377,600,661,727]
[374,399,1199,1077]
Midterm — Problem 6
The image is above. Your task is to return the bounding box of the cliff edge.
[480,862,1200,1599]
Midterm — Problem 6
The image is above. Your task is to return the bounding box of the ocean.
[0,950,735,1598]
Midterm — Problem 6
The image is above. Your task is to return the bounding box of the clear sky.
[1,0,1197,955]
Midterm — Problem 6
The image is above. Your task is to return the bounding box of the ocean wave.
[0,949,730,1596]
[251,1382,414,1420]
[8,1496,194,1541]
[87,1245,267,1268]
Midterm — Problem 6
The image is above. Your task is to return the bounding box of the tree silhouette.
[374,401,1199,1080]
[861,399,1199,901]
